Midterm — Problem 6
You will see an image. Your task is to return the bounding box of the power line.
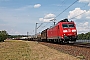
[41,0,78,29]
[43,0,78,27]
[37,23,43,29]
[36,22,50,33]
[53,0,66,13]
[55,0,78,18]
[61,0,66,4]
[42,22,53,28]
[81,3,89,8]
[69,11,86,20]
[69,3,88,20]
[36,0,81,32]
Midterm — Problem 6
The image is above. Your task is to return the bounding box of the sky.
[0,0,90,35]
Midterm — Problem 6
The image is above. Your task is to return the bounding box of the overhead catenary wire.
[36,0,89,34]
[37,23,43,29]
[44,0,79,22]
[40,0,89,31]
[38,0,79,30]
[56,0,66,9]
[69,3,88,20]
[69,11,86,20]
[55,0,79,18]
[35,0,89,35]
[37,22,52,32]
[81,3,89,8]
[36,0,67,30]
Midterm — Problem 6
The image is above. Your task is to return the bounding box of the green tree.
[77,32,90,40]
[0,30,8,42]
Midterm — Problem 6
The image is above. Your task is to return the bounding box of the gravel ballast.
[40,42,90,60]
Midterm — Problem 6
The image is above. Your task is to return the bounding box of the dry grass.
[0,40,31,60]
[0,40,80,60]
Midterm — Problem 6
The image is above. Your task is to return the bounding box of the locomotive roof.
[57,19,74,25]
[48,19,75,30]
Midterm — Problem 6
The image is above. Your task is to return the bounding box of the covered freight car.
[40,29,48,42]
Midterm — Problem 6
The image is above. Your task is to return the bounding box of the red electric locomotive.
[41,19,77,43]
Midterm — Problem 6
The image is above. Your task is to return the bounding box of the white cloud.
[39,18,55,22]
[84,10,90,19]
[79,0,90,2]
[79,0,90,6]
[34,4,41,8]
[15,4,41,11]
[68,8,90,33]
[77,22,89,33]
[88,3,90,6]
[83,22,89,26]
[16,4,41,10]
[86,9,90,15]
[39,13,56,22]
[68,8,86,19]
[44,13,56,19]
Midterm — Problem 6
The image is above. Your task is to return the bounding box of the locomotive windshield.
[62,24,74,28]
[62,24,68,28]
[69,24,74,27]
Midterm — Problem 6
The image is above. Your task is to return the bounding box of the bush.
[0,30,8,42]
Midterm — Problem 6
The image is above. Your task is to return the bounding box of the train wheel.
[54,39,57,43]
[64,41,69,44]
[57,39,60,43]
[60,40,65,44]
[60,41,63,44]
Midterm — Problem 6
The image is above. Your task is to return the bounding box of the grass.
[77,55,85,59]
[0,40,31,60]
[0,40,80,60]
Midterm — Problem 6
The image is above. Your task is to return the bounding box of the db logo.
[68,29,71,32]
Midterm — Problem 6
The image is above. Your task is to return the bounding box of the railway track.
[39,41,90,60]
[71,42,90,48]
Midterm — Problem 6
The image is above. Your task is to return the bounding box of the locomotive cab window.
[62,24,68,28]
[69,24,74,28]
[62,24,75,28]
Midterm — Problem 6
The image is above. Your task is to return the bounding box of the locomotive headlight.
[64,34,65,35]
[63,30,68,32]
[72,29,76,32]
